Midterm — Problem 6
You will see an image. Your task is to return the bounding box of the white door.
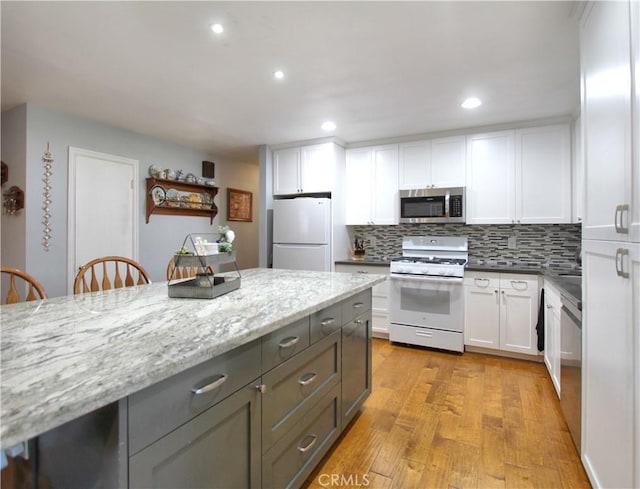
[345,148,373,225]
[581,1,633,241]
[499,281,538,355]
[398,140,430,190]
[582,239,637,489]
[430,136,466,188]
[273,147,300,195]
[371,144,399,225]
[300,143,334,193]
[466,131,515,224]
[68,147,139,294]
[463,284,500,349]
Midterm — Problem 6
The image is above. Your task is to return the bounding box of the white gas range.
[389,236,468,352]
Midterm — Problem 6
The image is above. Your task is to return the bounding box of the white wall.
[1,103,259,298]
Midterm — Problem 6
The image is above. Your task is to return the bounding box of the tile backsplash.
[348,223,581,268]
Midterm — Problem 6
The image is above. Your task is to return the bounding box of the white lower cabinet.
[464,271,540,356]
[582,240,639,489]
[334,263,389,338]
[543,279,562,397]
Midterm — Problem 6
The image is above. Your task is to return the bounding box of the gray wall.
[348,223,582,269]
[1,103,259,298]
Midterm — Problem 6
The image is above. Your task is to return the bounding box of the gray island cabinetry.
[0,268,383,489]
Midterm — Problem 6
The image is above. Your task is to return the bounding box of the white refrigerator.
[272,198,331,271]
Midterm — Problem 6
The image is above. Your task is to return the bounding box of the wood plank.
[302,341,592,489]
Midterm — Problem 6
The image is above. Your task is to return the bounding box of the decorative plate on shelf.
[150,185,166,206]
[166,189,180,207]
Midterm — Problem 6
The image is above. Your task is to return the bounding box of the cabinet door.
[543,284,562,397]
[572,117,584,224]
[398,140,430,189]
[345,148,373,225]
[499,282,538,355]
[515,124,572,224]
[582,240,638,489]
[463,281,500,349]
[466,131,515,224]
[300,143,334,193]
[342,311,372,427]
[371,144,399,225]
[273,147,300,195]
[581,1,634,241]
[129,381,261,489]
[430,136,466,188]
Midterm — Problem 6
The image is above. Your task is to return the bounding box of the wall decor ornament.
[42,143,54,251]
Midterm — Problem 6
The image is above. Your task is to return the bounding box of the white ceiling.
[1,1,580,164]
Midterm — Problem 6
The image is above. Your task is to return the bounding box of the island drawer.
[128,339,261,455]
[310,302,342,343]
[262,330,341,452]
[262,317,310,372]
[262,383,341,489]
[341,289,372,324]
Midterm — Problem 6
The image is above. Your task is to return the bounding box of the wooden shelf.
[146,178,218,224]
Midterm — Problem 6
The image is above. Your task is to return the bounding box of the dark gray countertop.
[335,259,582,308]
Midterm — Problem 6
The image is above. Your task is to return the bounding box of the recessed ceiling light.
[210,23,224,34]
[461,97,482,109]
[273,70,284,80]
[321,121,336,131]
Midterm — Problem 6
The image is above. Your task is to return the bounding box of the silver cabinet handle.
[546,304,552,309]
[354,319,364,325]
[353,302,364,309]
[474,278,490,287]
[192,374,227,395]
[255,384,266,394]
[510,280,528,291]
[616,248,630,278]
[279,336,299,349]
[415,331,433,338]
[615,204,630,234]
[320,318,336,327]
[298,372,317,386]
[298,434,317,453]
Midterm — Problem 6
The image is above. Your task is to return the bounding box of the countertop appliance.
[399,187,465,224]
[389,236,468,352]
[272,197,331,271]
[560,294,582,454]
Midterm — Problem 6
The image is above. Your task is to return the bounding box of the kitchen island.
[1,268,385,488]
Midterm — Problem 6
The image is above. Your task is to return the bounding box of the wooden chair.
[74,256,151,294]
[1,266,47,304]
[166,257,209,281]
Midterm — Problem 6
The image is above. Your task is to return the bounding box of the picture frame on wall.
[227,188,252,222]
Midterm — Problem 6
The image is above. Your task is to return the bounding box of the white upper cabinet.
[345,145,399,225]
[273,143,334,195]
[572,117,584,223]
[466,130,516,224]
[466,125,571,225]
[515,124,572,224]
[398,136,465,190]
[581,0,638,242]
[431,136,467,188]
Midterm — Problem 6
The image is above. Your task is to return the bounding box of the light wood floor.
[304,339,591,489]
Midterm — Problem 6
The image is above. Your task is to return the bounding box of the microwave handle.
[444,192,450,219]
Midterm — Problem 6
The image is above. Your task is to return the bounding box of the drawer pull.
[474,278,490,287]
[320,318,336,327]
[255,384,267,394]
[297,434,317,453]
[298,372,317,386]
[354,319,364,325]
[192,374,227,395]
[279,336,299,349]
[353,302,364,309]
[415,331,433,338]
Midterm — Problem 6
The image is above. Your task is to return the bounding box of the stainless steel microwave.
[399,187,465,224]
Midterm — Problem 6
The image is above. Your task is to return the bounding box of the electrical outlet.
[507,236,517,249]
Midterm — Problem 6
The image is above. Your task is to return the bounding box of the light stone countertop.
[0,268,385,449]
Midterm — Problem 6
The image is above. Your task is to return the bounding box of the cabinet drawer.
[341,289,372,323]
[499,274,538,291]
[262,317,310,372]
[310,303,341,343]
[129,339,261,455]
[262,384,341,489]
[464,273,500,288]
[262,330,341,451]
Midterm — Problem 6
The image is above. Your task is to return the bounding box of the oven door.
[389,274,464,332]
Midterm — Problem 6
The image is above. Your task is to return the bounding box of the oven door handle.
[389,273,464,284]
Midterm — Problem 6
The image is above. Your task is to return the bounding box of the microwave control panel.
[449,195,463,218]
